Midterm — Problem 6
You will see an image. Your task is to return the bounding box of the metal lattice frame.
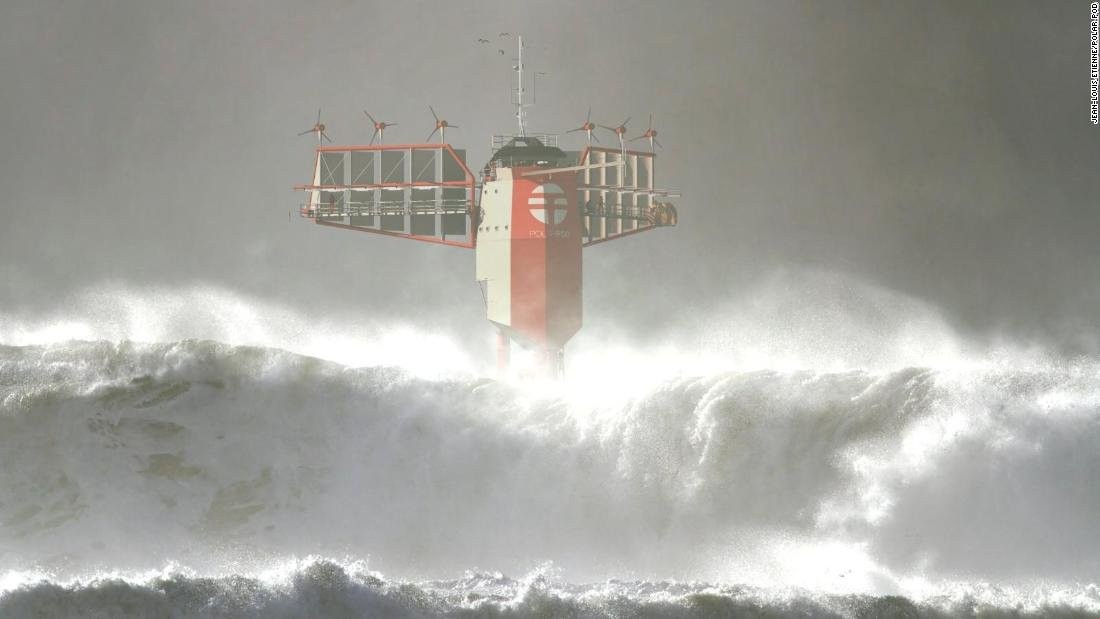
[294,143,478,248]
[577,146,679,247]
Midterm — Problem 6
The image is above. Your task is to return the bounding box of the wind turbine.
[566,107,600,143]
[297,108,332,144]
[426,105,458,143]
[600,116,631,153]
[364,110,397,146]
[629,114,661,151]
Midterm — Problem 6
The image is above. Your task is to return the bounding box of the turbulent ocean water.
[1,283,1099,617]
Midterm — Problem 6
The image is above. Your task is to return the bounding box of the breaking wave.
[2,337,1099,616]
[3,559,1099,618]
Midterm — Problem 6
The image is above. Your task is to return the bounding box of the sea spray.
[1,340,1098,601]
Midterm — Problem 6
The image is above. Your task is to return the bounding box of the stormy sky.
[1,0,1098,360]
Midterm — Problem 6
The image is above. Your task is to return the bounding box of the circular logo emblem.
[528,183,568,225]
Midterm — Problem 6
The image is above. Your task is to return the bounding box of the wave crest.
[1,339,1099,595]
[2,559,1099,618]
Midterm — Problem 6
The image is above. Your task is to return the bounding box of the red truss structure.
[294,143,478,249]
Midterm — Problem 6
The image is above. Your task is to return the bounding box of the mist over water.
[1,273,1099,616]
[0,268,1039,380]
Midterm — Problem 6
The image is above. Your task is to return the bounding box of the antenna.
[515,35,527,136]
[534,71,546,105]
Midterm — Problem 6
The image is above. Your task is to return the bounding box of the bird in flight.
[499,32,510,37]
[498,49,505,55]
[477,38,489,43]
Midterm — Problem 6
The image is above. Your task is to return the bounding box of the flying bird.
[499,32,510,37]
[498,49,505,55]
[477,38,489,43]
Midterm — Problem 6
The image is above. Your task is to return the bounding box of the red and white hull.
[475,166,582,373]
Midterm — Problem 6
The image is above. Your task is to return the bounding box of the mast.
[515,34,526,136]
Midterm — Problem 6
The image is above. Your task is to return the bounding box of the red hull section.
[508,169,582,351]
